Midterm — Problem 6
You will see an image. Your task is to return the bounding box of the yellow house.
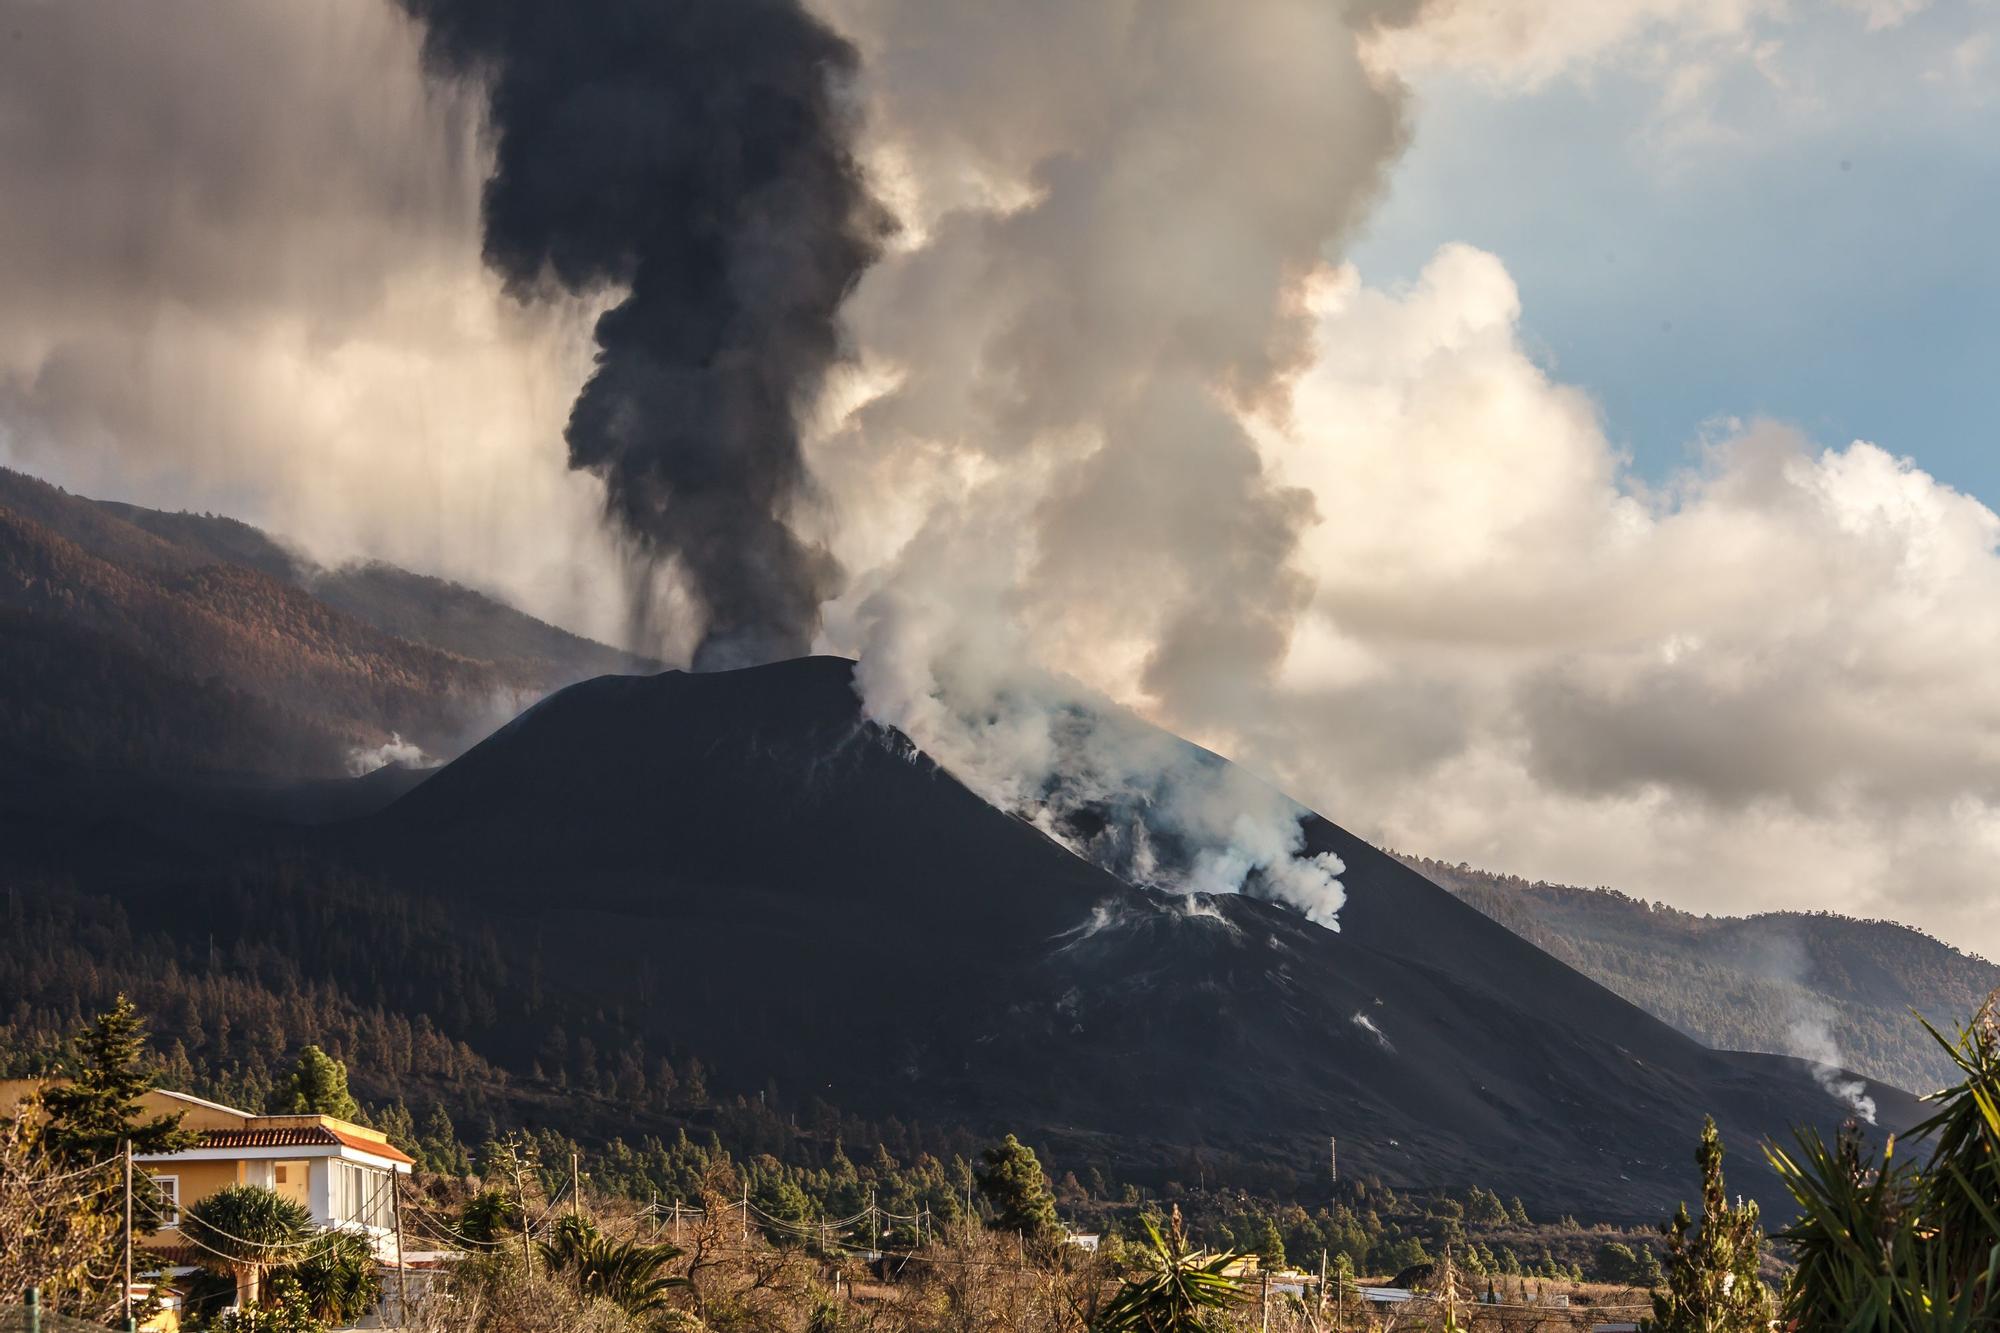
[2,1080,415,1317]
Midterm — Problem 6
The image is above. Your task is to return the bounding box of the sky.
[2,0,1998,959]
[1351,0,2000,498]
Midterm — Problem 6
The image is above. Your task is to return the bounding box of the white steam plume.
[346,733,435,777]
[854,572,1346,923]
[1788,1017,1879,1125]
[1351,1010,1395,1052]
[1760,932,1879,1123]
[812,0,1406,927]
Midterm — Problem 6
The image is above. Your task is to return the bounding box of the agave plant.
[1768,994,2000,1333]
[538,1214,690,1318]
[1093,1206,1248,1333]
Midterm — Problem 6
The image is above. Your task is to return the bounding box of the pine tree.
[976,1134,1064,1245]
[270,1045,360,1120]
[37,995,195,1165]
[1652,1117,1771,1333]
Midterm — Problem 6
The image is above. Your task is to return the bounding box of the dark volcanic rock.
[346,656,1918,1221]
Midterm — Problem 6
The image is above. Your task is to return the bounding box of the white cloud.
[1357,0,1784,91]
[1244,249,2000,957]
[820,230,2000,958]
[1836,0,1931,32]
[0,0,633,648]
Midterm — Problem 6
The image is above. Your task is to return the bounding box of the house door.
[272,1160,311,1213]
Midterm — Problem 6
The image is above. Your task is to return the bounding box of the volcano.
[339,655,1915,1220]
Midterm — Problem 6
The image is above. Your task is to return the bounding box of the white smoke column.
[1758,932,1878,1123]
[813,0,1407,926]
[1787,1015,1879,1125]
[850,506,1345,922]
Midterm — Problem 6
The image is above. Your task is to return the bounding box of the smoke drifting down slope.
[397,0,886,669]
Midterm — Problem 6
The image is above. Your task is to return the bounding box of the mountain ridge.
[1407,855,2000,1094]
[0,465,651,778]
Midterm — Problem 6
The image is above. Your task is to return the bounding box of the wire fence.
[0,1295,119,1333]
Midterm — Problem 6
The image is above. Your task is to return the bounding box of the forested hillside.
[1406,856,1999,1093]
[0,467,648,778]
[0,872,1676,1286]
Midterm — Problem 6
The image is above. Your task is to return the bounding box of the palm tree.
[181,1184,315,1310]
[284,1230,382,1326]
[1768,996,2000,1332]
[1094,1206,1248,1333]
[538,1214,690,1319]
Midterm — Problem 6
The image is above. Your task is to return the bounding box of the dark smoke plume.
[397,0,884,669]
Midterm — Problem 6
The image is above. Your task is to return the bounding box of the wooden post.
[1318,1250,1328,1323]
[392,1175,411,1328]
[673,1199,681,1244]
[517,1165,533,1276]
[1261,1271,1271,1333]
[570,1151,581,1221]
[123,1139,134,1330]
[741,1179,749,1246]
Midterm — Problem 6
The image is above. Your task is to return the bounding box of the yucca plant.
[537,1214,689,1319]
[1093,1206,1248,1333]
[1768,993,2000,1333]
[281,1230,381,1326]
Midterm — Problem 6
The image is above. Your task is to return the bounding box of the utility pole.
[1318,1250,1327,1324]
[122,1139,133,1330]
[741,1179,749,1246]
[1329,1136,1337,1188]
[570,1152,581,1221]
[673,1199,681,1244]
[391,1178,410,1329]
[1261,1271,1271,1333]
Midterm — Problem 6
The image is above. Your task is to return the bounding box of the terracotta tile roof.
[196,1125,414,1165]
[135,1243,201,1269]
[326,1125,415,1164]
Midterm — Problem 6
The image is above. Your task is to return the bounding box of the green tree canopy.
[1593,1241,1639,1285]
[36,994,194,1165]
[976,1134,1063,1245]
[1652,1117,1771,1333]
[269,1045,359,1121]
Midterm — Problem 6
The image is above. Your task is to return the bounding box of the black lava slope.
[346,656,1918,1221]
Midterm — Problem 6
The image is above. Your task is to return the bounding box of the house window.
[151,1174,180,1229]
[331,1161,392,1229]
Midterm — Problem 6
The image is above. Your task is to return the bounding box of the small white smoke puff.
[1788,1016,1878,1125]
[345,733,433,777]
[1351,1011,1393,1052]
